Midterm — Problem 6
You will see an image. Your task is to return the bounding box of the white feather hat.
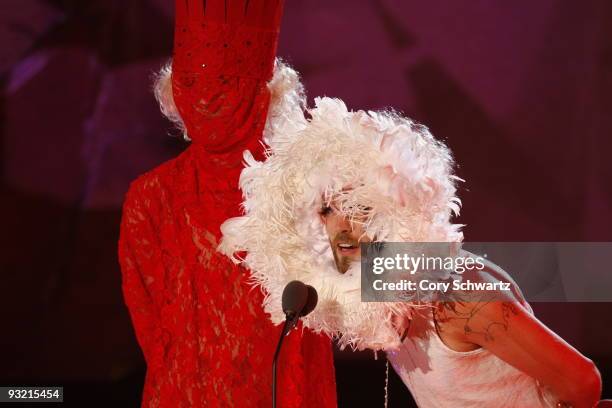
[217,59,464,351]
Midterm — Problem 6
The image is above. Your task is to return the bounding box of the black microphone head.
[282,280,309,319]
[300,285,318,317]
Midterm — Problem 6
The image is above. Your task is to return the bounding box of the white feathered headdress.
[217,59,464,351]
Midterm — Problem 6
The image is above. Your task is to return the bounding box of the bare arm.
[443,272,602,408]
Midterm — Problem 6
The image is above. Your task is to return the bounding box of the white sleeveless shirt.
[386,304,558,408]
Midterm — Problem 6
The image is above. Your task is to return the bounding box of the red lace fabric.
[118,1,337,407]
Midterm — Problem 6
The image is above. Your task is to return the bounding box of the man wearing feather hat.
[218,61,603,408]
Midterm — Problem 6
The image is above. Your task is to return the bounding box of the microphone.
[272,281,318,408]
[281,280,309,320]
[300,285,318,317]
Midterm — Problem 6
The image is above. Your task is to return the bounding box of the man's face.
[319,201,372,274]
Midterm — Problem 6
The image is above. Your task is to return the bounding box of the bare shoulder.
[449,249,532,309]
[434,250,535,344]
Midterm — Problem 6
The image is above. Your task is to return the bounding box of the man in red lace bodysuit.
[118,1,337,406]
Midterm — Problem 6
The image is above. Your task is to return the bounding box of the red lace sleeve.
[119,179,158,362]
[118,176,172,406]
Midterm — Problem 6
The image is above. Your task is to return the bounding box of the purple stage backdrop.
[1,0,611,405]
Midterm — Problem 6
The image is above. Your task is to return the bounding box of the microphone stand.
[272,313,299,408]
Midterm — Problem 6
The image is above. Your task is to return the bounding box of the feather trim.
[217,60,464,351]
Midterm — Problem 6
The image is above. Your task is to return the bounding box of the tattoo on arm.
[435,296,519,342]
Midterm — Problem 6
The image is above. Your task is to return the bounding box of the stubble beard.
[331,243,353,274]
